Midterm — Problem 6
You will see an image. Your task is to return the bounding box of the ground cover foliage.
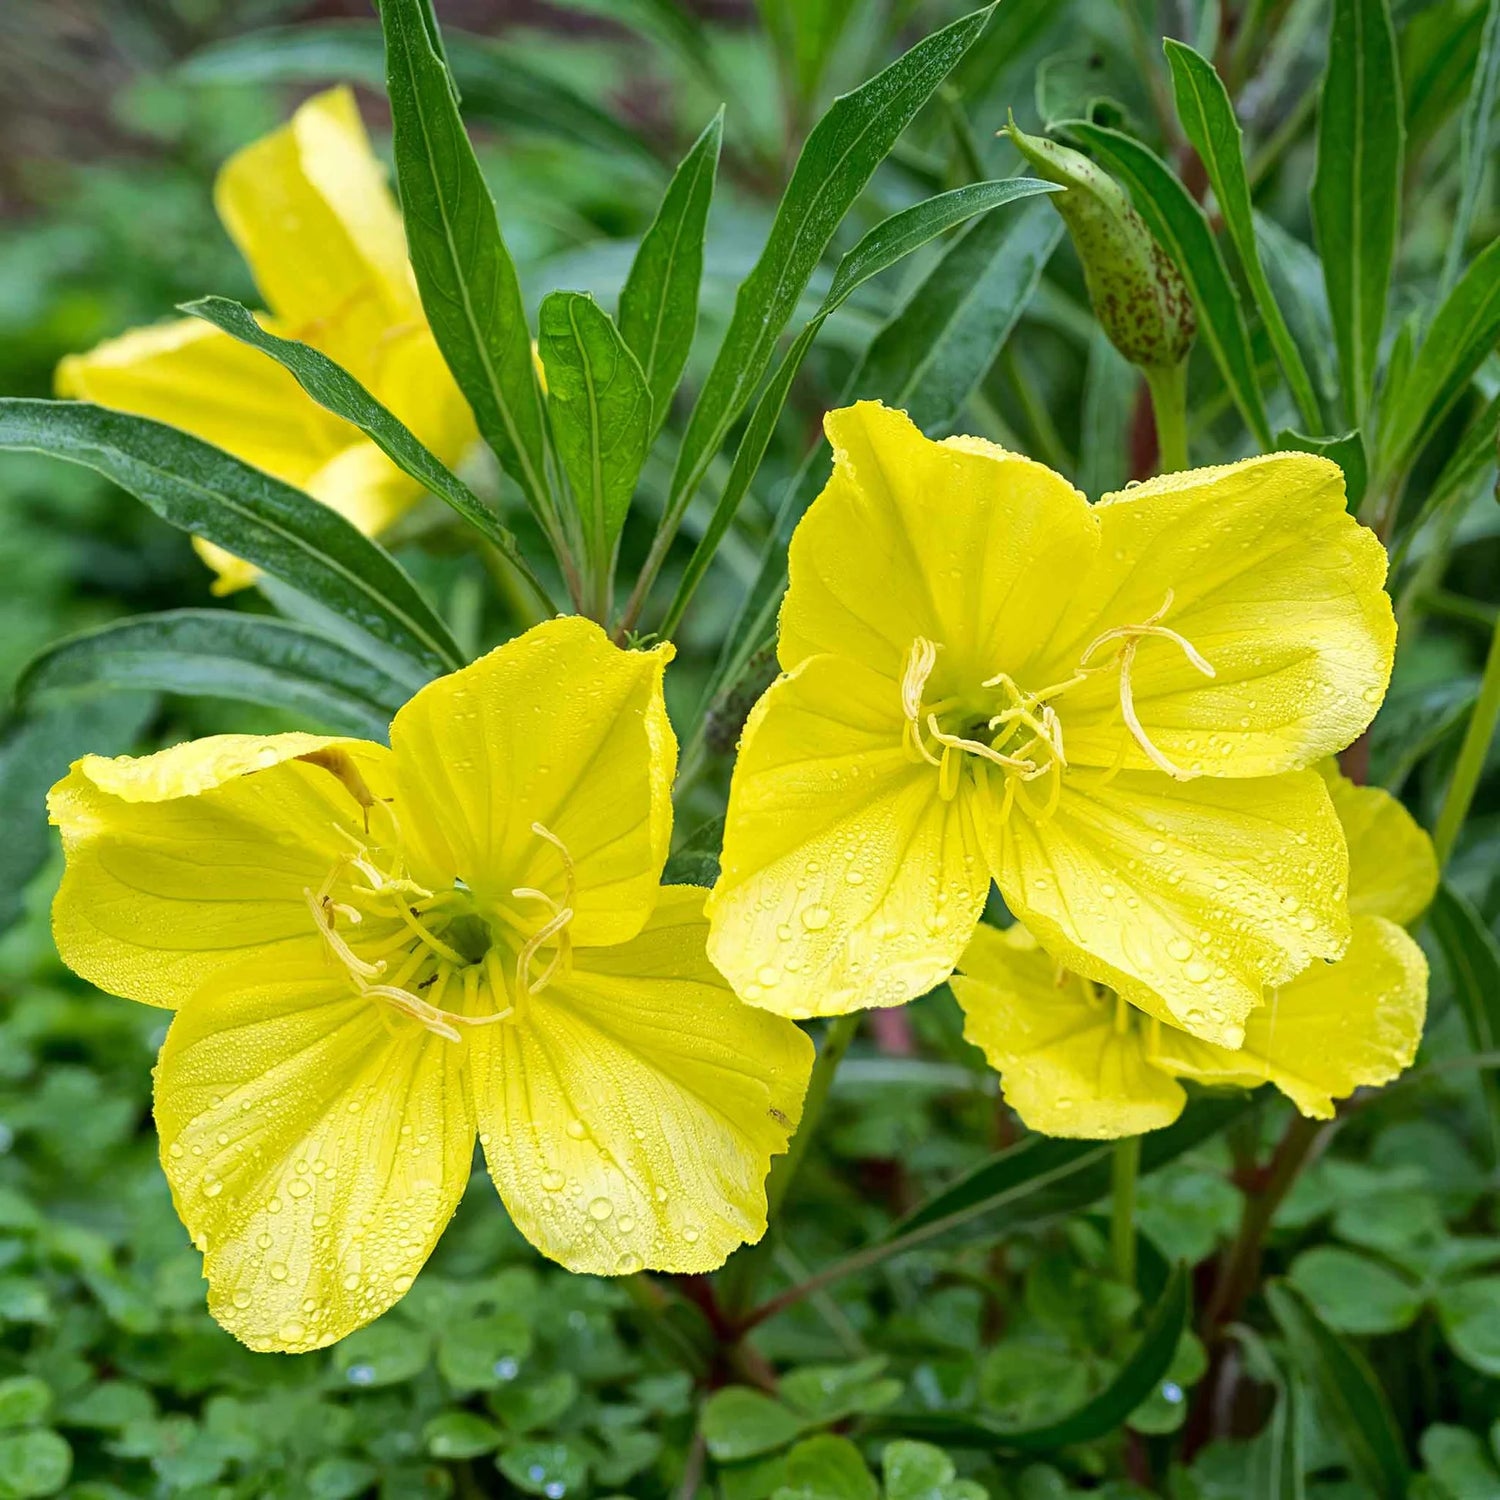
[0,0,1498,1496]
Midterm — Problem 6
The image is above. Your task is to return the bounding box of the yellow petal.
[1035,453,1394,778]
[56,317,343,485]
[472,887,812,1274]
[373,323,478,467]
[306,441,424,540]
[48,734,390,1007]
[778,402,1098,685]
[1321,764,1438,925]
[155,957,474,1352]
[1153,914,1428,1119]
[391,617,676,949]
[953,924,1185,1138]
[706,655,990,1018]
[214,86,416,370]
[986,768,1349,1048]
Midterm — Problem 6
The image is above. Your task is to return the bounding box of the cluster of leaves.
[0,0,1498,1495]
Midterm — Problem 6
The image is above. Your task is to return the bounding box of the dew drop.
[588,1197,614,1221]
[801,905,831,932]
[541,1169,566,1192]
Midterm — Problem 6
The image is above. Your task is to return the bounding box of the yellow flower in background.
[48,618,811,1352]
[706,401,1395,1045]
[952,766,1435,1136]
[56,87,475,593]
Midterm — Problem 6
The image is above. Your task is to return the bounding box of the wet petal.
[707,655,989,1018]
[155,957,474,1352]
[392,617,675,949]
[1322,764,1438,925]
[48,734,390,1007]
[1039,453,1394,777]
[473,888,812,1274]
[987,768,1349,1048]
[953,923,1185,1138]
[779,402,1098,688]
[1153,914,1427,1118]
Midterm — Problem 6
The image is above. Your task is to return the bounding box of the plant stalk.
[1433,611,1500,866]
[1111,1135,1141,1288]
[1144,361,1189,473]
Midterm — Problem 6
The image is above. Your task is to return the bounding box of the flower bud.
[1004,117,1194,371]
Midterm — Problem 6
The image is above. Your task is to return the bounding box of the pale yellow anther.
[511,822,577,999]
[1077,590,1215,781]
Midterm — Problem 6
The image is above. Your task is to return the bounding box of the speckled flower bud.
[1004,117,1195,371]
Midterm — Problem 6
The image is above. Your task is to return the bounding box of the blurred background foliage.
[0,0,1498,1496]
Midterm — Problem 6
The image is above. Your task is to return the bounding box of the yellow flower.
[56,87,476,594]
[952,765,1435,1136]
[47,618,811,1352]
[706,402,1394,1045]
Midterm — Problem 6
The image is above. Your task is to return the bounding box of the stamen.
[306,886,386,981]
[926,715,1036,775]
[1076,590,1215,782]
[394,900,468,967]
[510,823,578,999]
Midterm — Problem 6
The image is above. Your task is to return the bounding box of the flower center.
[298,759,576,1044]
[900,590,1215,811]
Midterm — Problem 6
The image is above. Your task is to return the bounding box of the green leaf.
[436,1312,533,1393]
[0,400,459,682]
[1164,39,1321,429]
[875,1265,1190,1452]
[882,1440,987,1500]
[18,611,408,740]
[181,296,551,607]
[1310,0,1403,424]
[0,1429,71,1499]
[1266,1281,1409,1499]
[1079,324,1135,498]
[780,1358,901,1423]
[379,0,554,534]
[1428,884,1500,1165]
[182,21,660,168]
[661,178,1059,634]
[1436,1277,1500,1377]
[538,292,652,569]
[331,1324,433,1389]
[701,1389,805,1462]
[423,1411,503,1461]
[1274,428,1367,510]
[497,1440,591,1498]
[0,693,156,934]
[774,1434,877,1500]
[1440,0,1500,298]
[1379,239,1500,475]
[619,110,723,439]
[0,1380,50,1433]
[661,4,998,538]
[1062,120,1272,448]
[1286,1247,1423,1335]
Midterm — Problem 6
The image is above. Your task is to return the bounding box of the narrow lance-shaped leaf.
[0,693,157,934]
[1275,428,1367,511]
[1428,884,1500,1165]
[1378,238,1500,476]
[865,1266,1190,1450]
[18,611,412,742]
[660,3,997,536]
[181,21,661,167]
[1164,39,1321,430]
[1063,120,1273,448]
[0,400,461,683]
[379,0,554,533]
[1310,0,1403,425]
[183,295,554,610]
[1266,1282,1409,1500]
[661,177,1061,634]
[619,110,722,438]
[538,292,652,571]
[1441,0,1500,297]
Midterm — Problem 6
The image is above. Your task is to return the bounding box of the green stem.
[769,1012,859,1221]
[1433,612,1500,866]
[1111,1135,1141,1288]
[1144,362,1189,473]
[719,1013,860,1318]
